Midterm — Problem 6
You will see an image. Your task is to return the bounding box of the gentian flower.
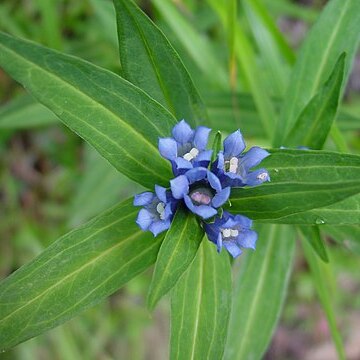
[134,185,177,236]
[204,211,257,258]
[170,167,231,220]
[214,130,270,187]
[158,120,212,175]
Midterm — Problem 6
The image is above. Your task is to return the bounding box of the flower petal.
[207,170,222,192]
[184,195,217,219]
[155,185,167,203]
[233,214,253,228]
[223,241,242,258]
[159,137,178,160]
[237,229,257,250]
[170,175,189,199]
[193,126,211,150]
[185,167,207,184]
[204,223,219,243]
[212,186,231,208]
[172,119,194,144]
[173,157,193,172]
[216,233,223,253]
[239,146,270,173]
[133,192,154,206]
[149,220,171,236]
[194,149,212,165]
[223,130,246,158]
[243,168,270,186]
[136,209,154,230]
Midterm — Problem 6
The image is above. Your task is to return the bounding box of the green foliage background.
[0,0,359,359]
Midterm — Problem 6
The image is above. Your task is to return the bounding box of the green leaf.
[229,182,359,222]
[275,0,360,146]
[286,53,346,149]
[262,149,360,184]
[147,208,203,310]
[242,0,293,96]
[208,1,277,138]
[170,239,232,360]
[225,224,295,360]
[0,31,175,189]
[301,234,345,360]
[0,94,58,129]
[113,0,207,126]
[227,149,360,220]
[152,0,228,90]
[267,194,360,225]
[0,199,163,350]
[211,131,222,162]
[299,226,329,263]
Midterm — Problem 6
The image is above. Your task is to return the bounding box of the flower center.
[183,147,199,161]
[257,172,268,181]
[221,228,239,238]
[225,156,239,173]
[156,202,166,220]
[189,183,214,205]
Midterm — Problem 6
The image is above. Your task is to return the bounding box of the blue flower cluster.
[134,120,270,258]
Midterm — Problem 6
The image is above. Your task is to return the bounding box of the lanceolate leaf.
[301,235,345,360]
[299,225,329,263]
[228,182,359,221]
[275,0,360,145]
[170,239,232,360]
[267,194,360,226]
[286,53,346,149]
[0,31,176,189]
[147,208,203,310]
[113,0,207,126]
[261,149,360,184]
[225,225,295,360]
[0,199,163,350]
[152,0,228,89]
[227,149,360,220]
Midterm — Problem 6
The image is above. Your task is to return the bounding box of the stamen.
[221,228,239,238]
[156,202,166,220]
[183,147,199,161]
[257,172,268,181]
[230,229,239,237]
[228,157,239,173]
[222,229,231,238]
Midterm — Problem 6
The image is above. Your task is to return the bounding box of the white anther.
[156,202,166,220]
[222,229,231,238]
[228,157,238,173]
[183,147,199,161]
[230,229,239,237]
[183,153,193,161]
[257,172,268,181]
[189,148,199,157]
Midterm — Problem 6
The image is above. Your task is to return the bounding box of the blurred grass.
[0,0,359,359]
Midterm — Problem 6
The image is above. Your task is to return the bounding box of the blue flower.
[213,130,270,187]
[170,167,231,220]
[134,185,177,236]
[204,211,257,258]
[159,120,212,175]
